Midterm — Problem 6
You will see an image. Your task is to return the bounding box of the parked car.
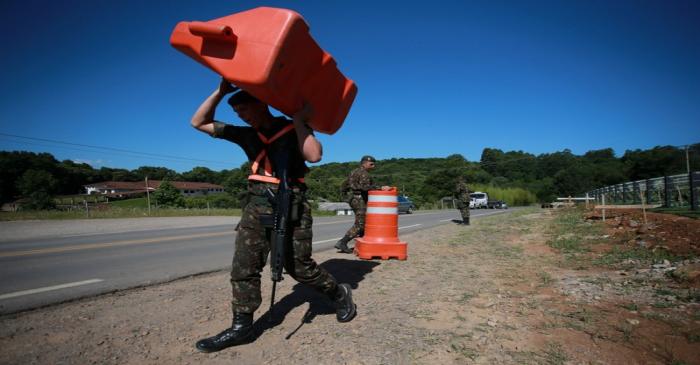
[487,200,508,209]
[397,195,415,214]
[469,192,489,209]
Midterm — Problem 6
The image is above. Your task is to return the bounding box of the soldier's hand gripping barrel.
[354,188,408,260]
[170,6,358,135]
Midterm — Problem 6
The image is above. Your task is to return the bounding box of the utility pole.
[145,177,152,214]
[686,145,691,174]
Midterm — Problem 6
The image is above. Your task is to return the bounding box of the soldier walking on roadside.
[454,176,471,225]
[335,155,389,253]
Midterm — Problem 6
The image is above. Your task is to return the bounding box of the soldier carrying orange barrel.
[171,6,359,352]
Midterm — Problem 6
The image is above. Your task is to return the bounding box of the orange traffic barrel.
[354,188,408,260]
[170,6,357,135]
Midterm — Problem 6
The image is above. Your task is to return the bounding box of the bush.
[152,180,185,208]
[470,184,537,206]
[184,194,238,209]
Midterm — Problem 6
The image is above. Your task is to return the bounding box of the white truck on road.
[469,191,488,209]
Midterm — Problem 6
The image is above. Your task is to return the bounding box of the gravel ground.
[1,209,698,364]
[0,216,240,242]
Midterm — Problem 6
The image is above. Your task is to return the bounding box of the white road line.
[398,224,422,230]
[312,223,422,245]
[312,237,342,245]
[313,220,353,226]
[0,279,104,300]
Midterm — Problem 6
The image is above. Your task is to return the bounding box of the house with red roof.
[83,181,224,198]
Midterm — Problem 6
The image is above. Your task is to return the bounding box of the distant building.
[83,181,224,198]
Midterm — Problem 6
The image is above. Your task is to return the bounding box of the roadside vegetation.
[543,207,699,364]
[651,207,700,220]
[3,144,698,215]
[546,207,696,269]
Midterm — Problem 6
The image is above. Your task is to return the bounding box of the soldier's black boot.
[334,236,353,254]
[462,217,470,225]
[195,312,254,353]
[334,283,357,322]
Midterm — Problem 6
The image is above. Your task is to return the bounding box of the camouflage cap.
[360,155,376,163]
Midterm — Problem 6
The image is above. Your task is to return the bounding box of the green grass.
[541,342,569,365]
[546,207,694,269]
[450,343,479,360]
[54,194,108,205]
[620,303,639,311]
[595,246,681,267]
[546,208,601,254]
[470,184,538,206]
[650,207,700,219]
[109,197,149,208]
[538,271,555,286]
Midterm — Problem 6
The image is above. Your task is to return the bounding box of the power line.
[0,132,233,167]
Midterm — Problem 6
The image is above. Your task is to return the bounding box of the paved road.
[0,209,510,314]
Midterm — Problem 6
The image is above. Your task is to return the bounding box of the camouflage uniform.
[341,167,377,240]
[454,180,470,225]
[213,120,338,314]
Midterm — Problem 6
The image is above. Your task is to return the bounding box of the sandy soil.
[1,208,698,364]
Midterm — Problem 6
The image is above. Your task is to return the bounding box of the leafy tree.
[221,162,251,206]
[621,145,695,180]
[2,142,697,209]
[1,151,60,204]
[152,180,185,208]
[98,167,138,182]
[181,166,219,184]
[132,166,180,181]
[553,163,596,196]
[16,169,57,210]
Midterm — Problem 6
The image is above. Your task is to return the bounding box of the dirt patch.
[587,209,700,257]
[1,209,698,364]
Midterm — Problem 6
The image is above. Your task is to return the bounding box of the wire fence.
[587,171,699,210]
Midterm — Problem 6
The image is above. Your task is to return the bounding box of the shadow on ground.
[252,258,380,339]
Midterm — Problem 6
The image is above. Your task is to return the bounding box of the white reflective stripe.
[368,195,397,203]
[366,207,398,214]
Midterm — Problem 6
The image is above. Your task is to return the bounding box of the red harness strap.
[248,124,305,184]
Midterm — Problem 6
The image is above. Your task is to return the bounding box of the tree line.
[1,143,697,209]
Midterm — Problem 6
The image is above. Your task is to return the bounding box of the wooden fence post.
[691,171,698,211]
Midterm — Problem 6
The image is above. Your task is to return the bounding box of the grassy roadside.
[547,207,694,269]
[651,207,700,219]
[544,207,700,365]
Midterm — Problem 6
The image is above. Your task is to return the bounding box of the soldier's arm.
[191,79,236,136]
[358,170,374,191]
[292,103,322,163]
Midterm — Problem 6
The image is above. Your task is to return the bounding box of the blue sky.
[0,0,698,172]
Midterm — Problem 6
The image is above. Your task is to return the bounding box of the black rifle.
[264,151,294,322]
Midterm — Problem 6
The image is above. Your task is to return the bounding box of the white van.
[469,192,488,209]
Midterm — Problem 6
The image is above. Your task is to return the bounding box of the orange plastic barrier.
[354,188,408,260]
[170,7,357,135]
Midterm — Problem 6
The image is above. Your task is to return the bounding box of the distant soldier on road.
[335,155,389,253]
[454,176,471,225]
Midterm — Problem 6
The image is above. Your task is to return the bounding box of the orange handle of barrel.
[188,22,236,42]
